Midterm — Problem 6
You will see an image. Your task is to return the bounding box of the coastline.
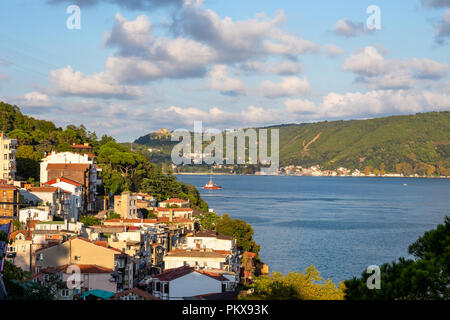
[175,172,450,179]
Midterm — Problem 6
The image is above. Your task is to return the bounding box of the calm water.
[176,175,450,283]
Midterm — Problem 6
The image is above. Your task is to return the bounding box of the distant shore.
[175,172,450,179]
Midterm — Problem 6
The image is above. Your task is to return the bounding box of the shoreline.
[175,172,450,179]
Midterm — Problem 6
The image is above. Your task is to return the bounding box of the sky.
[0,0,449,141]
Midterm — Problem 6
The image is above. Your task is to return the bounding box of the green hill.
[275,112,450,174]
[134,112,450,175]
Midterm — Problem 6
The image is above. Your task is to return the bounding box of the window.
[156,282,160,292]
[61,289,70,298]
[164,283,169,295]
[222,283,226,293]
[21,245,26,252]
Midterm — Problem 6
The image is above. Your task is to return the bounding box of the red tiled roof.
[160,198,188,204]
[153,266,194,281]
[36,237,122,253]
[9,230,32,241]
[197,270,230,282]
[153,266,229,282]
[0,183,17,190]
[45,177,82,187]
[112,288,160,300]
[92,241,108,248]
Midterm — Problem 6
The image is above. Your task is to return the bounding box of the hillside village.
[0,132,260,300]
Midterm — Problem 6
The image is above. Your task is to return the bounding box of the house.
[185,230,236,252]
[150,266,234,300]
[0,181,19,219]
[7,230,33,272]
[19,207,52,224]
[34,237,122,272]
[40,151,103,213]
[114,192,138,219]
[156,208,193,220]
[23,186,70,218]
[45,177,84,221]
[111,288,159,300]
[159,198,189,208]
[32,264,116,299]
[0,133,17,181]
[60,264,116,294]
[163,249,235,271]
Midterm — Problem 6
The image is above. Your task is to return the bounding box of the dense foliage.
[2,261,54,300]
[344,216,450,300]
[241,265,346,300]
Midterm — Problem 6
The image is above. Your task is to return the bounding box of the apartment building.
[114,192,138,219]
[0,180,19,219]
[0,133,17,181]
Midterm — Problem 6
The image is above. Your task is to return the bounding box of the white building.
[45,177,83,222]
[151,266,234,300]
[185,230,236,252]
[0,132,17,180]
[19,207,52,224]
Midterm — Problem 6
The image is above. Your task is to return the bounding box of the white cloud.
[206,65,247,96]
[333,19,374,37]
[325,44,345,57]
[260,76,311,98]
[48,65,143,99]
[285,99,316,113]
[240,60,303,75]
[287,90,450,119]
[343,46,450,89]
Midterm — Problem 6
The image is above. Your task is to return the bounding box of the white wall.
[164,257,223,270]
[169,272,222,300]
[187,237,234,251]
[19,208,51,223]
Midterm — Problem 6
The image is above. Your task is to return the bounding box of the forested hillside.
[275,112,450,175]
[135,111,450,175]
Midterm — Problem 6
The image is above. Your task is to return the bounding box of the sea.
[176,175,450,283]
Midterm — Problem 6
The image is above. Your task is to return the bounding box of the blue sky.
[0,0,449,141]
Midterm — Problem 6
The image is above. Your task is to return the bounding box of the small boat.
[203,176,222,190]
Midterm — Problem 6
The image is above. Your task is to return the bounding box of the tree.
[344,216,450,300]
[364,166,373,176]
[216,214,260,254]
[395,162,413,176]
[2,261,54,300]
[81,216,100,227]
[241,265,346,300]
